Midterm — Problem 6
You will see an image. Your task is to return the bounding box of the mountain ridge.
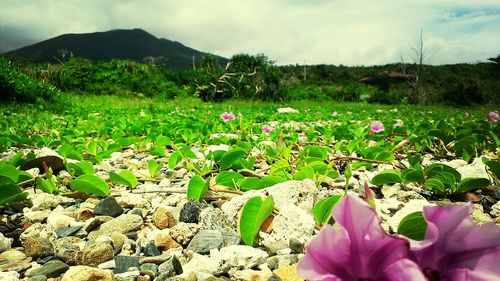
[1,28,227,69]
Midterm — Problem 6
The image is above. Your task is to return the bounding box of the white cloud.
[1,0,499,65]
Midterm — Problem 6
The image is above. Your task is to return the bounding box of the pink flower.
[409,203,500,280]
[370,121,384,135]
[262,125,272,134]
[488,111,499,122]
[331,111,338,117]
[297,195,426,281]
[220,112,235,122]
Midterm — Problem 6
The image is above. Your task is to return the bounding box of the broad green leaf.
[215,171,245,189]
[239,195,274,246]
[0,183,28,206]
[148,159,163,178]
[36,176,55,194]
[86,141,98,156]
[187,175,208,201]
[109,170,138,188]
[220,149,246,170]
[17,171,33,183]
[0,165,19,185]
[299,145,327,160]
[238,177,264,191]
[375,151,395,161]
[70,174,109,197]
[351,161,372,170]
[269,159,291,178]
[66,161,94,177]
[424,178,445,193]
[7,151,24,167]
[425,163,461,182]
[397,211,427,240]
[401,168,425,183]
[293,166,315,180]
[457,178,490,193]
[371,169,402,186]
[407,154,422,168]
[308,161,339,179]
[485,160,500,179]
[168,151,182,169]
[312,195,342,226]
[149,145,165,156]
[260,176,286,187]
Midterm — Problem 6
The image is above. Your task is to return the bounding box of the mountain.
[1,28,227,69]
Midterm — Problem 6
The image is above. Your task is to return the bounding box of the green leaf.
[269,159,291,178]
[220,149,246,170]
[239,195,274,246]
[86,141,98,156]
[70,174,109,197]
[260,176,286,187]
[36,176,55,194]
[457,178,490,193]
[215,171,245,189]
[397,211,427,240]
[66,161,94,177]
[0,165,19,185]
[308,161,339,179]
[187,175,208,201]
[351,161,372,170]
[424,178,445,193]
[109,170,138,188]
[371,169,402,186]
[299,145,327,160]
[168,151,182,169]
[312,195,342,226]
[401,168,425,183]
[238,177,264,191]
[293,166,315,180]
[7,151,24,167]
[425,163,461,182]
[485,160,500,179]
[148,159,163,178]
[0,183,28,206]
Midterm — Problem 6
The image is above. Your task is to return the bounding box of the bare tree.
[400,29,427,104]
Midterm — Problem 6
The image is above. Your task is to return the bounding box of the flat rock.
[75,243,114,267]
[186,230,224,254]
[456,158,489,179]
[25,259,69,278]
[113,255,142,274]
[94,196,124,217]
[61,265,116,281]
[88,214,143,240]
[23,236,55,258]
[53,236,82,265]
[47,212,76,230]
[0,249,27,261]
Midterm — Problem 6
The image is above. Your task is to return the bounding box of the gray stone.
[267,275,282,281]
[186,230,224,254]
[266,255,298,271]
[25,259,69,278]
[27,276,48,281]
[88,214,143,240]
[289,238,303,254]
[158,255,183,276]
[143,242,161,256]
[56,226,82,238]
[179,201,208,223]
[113,255,142,274]
[211,245,269,276]
[53,236,82,265]
[140,263,158,276]
[199,208,232,230]
[23,236,55,258]
[75,243,114,267]
[221,230,240,247]
[94,196,124,217]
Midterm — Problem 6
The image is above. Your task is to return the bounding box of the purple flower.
[370,121,384,135]
[488,111,499,122]
[262,125,272,134]
[409,203,500,280]
[220,112,235,122]
[297,195,426,281]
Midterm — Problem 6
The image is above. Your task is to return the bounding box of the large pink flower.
[220,112,235,122]
[488,112,499,122]
[409,203,500,281]
[370,121,384,135]
[297,195,426,281]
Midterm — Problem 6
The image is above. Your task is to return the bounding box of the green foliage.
[313,195,342,226]
[0,183,28,206]
[0,58,61,103]
[187,175,208,201]
[70,174,110,197]
[397,211,427,240]
[109,170,138,188]
[239,195,274,245]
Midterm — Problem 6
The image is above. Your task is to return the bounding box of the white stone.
[277,107,299,114]
[221,190,266,221]
[47,212,76,230]
[490,201,500,217]
[115,191,151,209]
[97,259,116,269]
[266,180,319,211]
[386,199,434,232]
[446,159,468,169]
[179,253,219,278]
[456,158,489,179]
[211,245,269,276]
[30,192,75,211]
[262,204,315,247]
[0,232,13,253]
[0,271,20,281]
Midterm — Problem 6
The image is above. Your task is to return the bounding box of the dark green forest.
[1,52,499,105]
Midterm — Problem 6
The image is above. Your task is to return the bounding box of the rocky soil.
[0,146,499,281]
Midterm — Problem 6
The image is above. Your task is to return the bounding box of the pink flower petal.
[410,203,500,279]
[383,259,428,281]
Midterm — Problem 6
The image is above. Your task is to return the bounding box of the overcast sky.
[1,0,499,65]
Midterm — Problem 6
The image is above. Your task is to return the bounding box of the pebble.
[88,214,143,240]
[75,242,114,267]
[94,196,124,217]
[0,232,13,253]
[113,255,142,274]
[186,230,224,254]
[61,265,116,281]
[152,206,177,229]
[169,223,200,246]
[25,259,69,278]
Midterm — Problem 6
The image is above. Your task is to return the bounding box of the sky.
[1,0,500,66]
